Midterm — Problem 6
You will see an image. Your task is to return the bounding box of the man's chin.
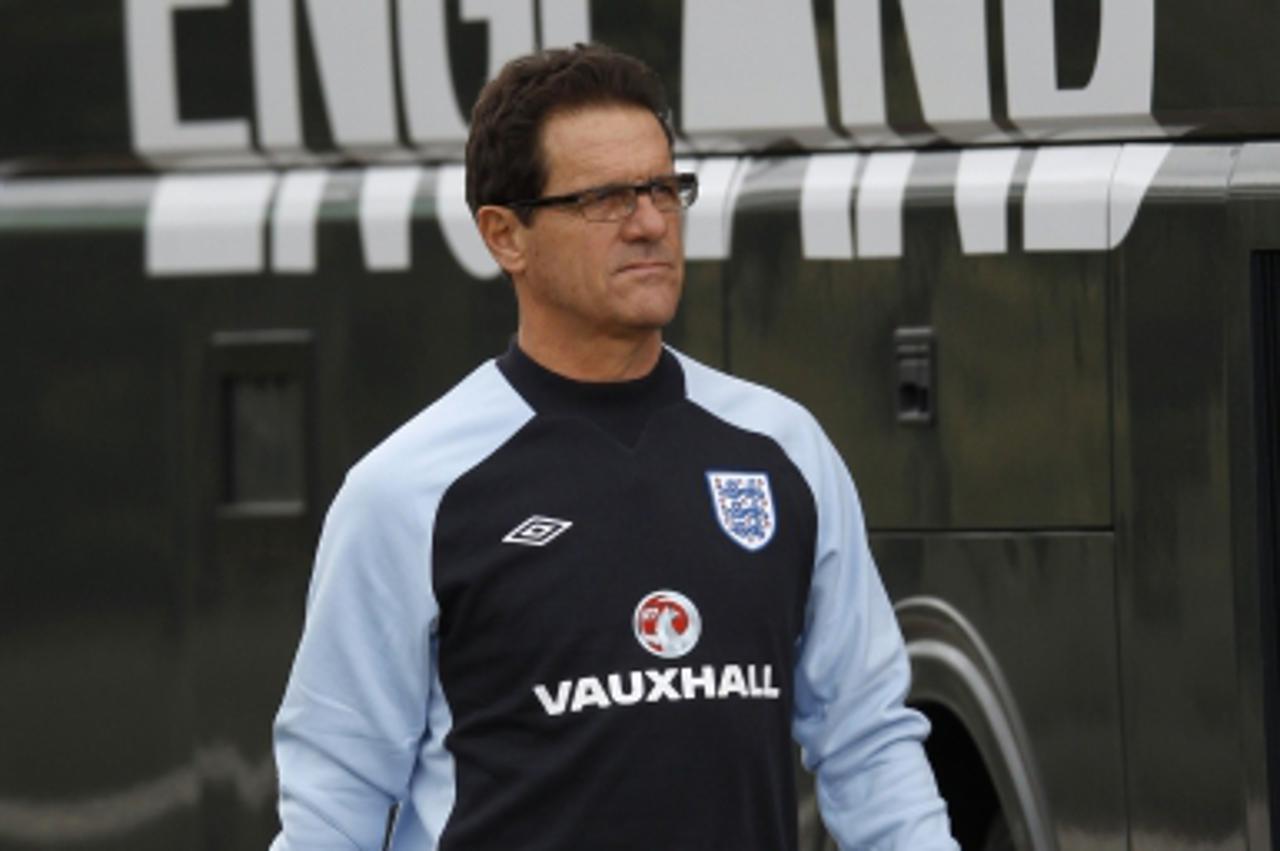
[603,305,679,339]
[627,291,682,329]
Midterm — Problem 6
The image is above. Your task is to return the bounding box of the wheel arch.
[896,594,1057,851]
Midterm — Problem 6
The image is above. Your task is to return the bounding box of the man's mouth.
[617,260,672,274]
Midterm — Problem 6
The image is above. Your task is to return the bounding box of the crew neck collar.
[496,340,686,445]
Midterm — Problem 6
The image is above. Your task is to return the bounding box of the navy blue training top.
[271,344,956,850]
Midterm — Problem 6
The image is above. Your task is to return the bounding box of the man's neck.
[515,326,663,382]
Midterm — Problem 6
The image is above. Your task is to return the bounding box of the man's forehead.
[540,104,674,189]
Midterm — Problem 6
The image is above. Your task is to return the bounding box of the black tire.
[979,809,1017,851]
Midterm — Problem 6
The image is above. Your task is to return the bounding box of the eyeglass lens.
[582,177,692,221]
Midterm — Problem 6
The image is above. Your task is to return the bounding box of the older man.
[271,43,956,850]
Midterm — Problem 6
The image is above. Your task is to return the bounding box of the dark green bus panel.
[725,154,1110,531]
[0,175,522,849]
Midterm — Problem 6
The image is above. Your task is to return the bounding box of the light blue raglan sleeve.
[792,436,957,850]
[270,461,436,851]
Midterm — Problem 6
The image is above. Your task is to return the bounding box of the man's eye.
[651,180,679,202]
[583,187,631,210]
[598,187,631,204]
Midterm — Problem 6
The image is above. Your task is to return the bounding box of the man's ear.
[475,206,528,277]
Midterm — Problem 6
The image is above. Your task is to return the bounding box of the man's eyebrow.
[583,174,681,191]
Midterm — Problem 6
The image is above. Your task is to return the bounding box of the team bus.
[2,1,1279,848]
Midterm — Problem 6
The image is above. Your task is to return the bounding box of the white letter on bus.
[460,0,536,82]
[1004,0,1158,137]
[835,0,999,144]
[125,0,251,160]
[539,0,590,48]
[683,0,830,146]
[898,0,1000,141]
[250,0,304,154]
[833,0,891,145]
[397,0,469,152]
[303,0,401,152]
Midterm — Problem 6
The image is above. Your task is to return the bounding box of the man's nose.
[621,191,670,240]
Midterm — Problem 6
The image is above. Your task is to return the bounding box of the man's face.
[514,104,684,345]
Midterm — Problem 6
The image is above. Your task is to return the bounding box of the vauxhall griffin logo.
[634,590,701,659]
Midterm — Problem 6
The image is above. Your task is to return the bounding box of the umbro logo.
[503,515,573,547]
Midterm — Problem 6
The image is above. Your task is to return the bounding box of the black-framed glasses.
[504,173,698,223]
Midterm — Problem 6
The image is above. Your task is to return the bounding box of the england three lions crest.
[706,471,776,551]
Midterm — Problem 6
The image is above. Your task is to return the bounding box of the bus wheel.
[980,808,1016,851]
